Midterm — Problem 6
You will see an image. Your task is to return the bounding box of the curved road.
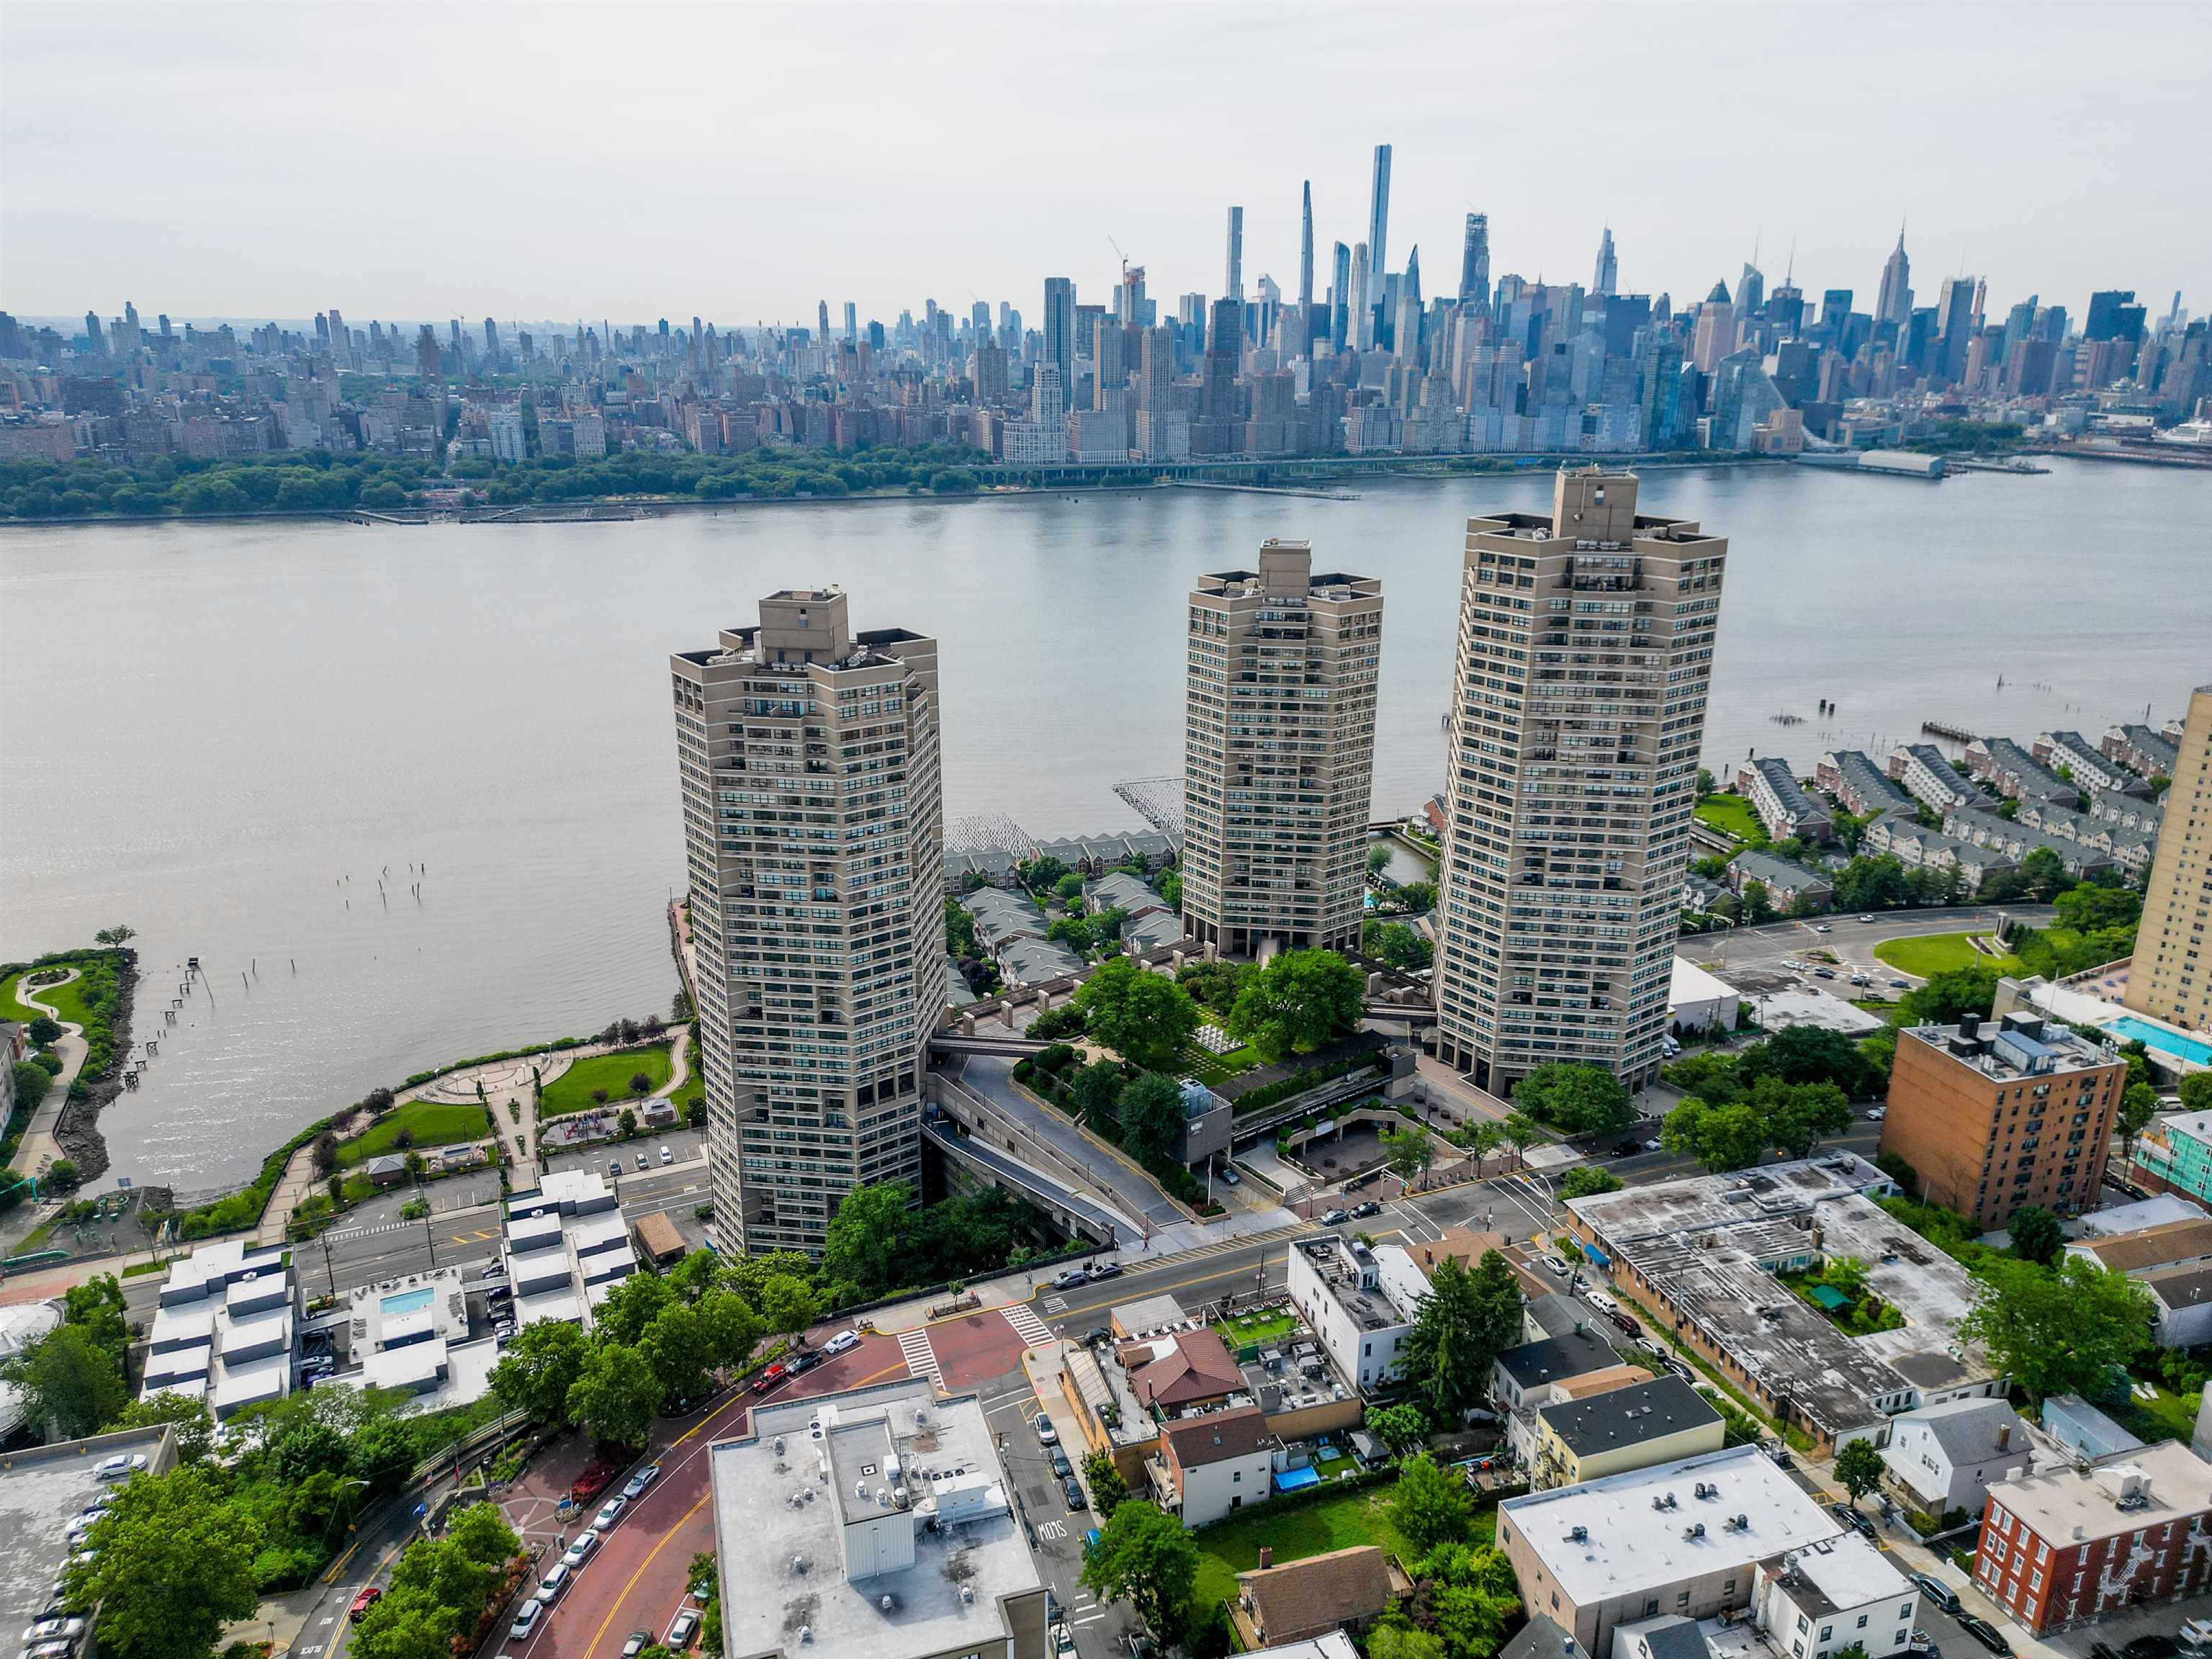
[1681,904,2054,981]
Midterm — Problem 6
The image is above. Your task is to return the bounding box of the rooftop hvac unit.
[1568,1525,1589,1543]
[792,1555,811,1574]
[799,1629,813,1645]
[774,1437,786,1456]
[1683,1522,1706,1539]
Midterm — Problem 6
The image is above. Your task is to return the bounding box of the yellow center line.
[581,1491,711,1658]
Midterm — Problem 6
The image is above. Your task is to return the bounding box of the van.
[509,1599,544,1642]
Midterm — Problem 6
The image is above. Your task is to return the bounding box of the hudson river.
[4,458,2206,1189]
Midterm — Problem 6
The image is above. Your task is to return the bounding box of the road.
[945,1053,1187,1233]
[1682,905,2054,982]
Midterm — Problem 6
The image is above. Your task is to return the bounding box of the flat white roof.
[1502,1445,1841,1604]
[2076,1192,2209,1238]
[1787,1533,1912,1612]
[1987,1442,2212,1545]
[1671,957,1739,1006]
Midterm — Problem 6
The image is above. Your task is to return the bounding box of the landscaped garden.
[1213,1305,1300,1352]
[1179,1035,1259,1089]
[538,1043,673,1116]
[334,1099,493,1167]
[1,971,51,1024]
[1694,793,1764,844]
[1191,1480,1478,1614]
[1873,931,2023,980]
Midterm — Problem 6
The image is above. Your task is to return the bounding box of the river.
[3,457,2206,1190]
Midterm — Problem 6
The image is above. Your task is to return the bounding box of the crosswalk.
[1002,1304,1053,1347]
[897,1328,943,1384]
[1168,1221,1306,1260]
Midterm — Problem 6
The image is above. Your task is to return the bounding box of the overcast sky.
[5,1,2206,331]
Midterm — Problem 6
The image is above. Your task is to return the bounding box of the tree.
[821,1180,913,1299]
[1737,1026,1874,1098]
[756,1273,822,1339]
[1119,1071,1188,1168]
[1227,949,1365,1063]
[1559,1166,1624,1200]
[1370,1624,1447,1659]
[93,924,138,945]
[1072,958,1200,1071]
[311,1128,342,1174]
[1755,1078,1855,1158]
[2018,846,2068,902]
[696,1289,765,1370]
[639,1303,717,1405]
[1082,1449,1130,1516]
[2178,1074,2212,1115]
[1661,1095,1768,1173]
[1411,1542,1522,1659]
[592,1265,676,1346]
[1363,919,1434,972]
[63,1466,259,1659]
[1070,1058,1128,1136]
[629,1070,652,1099]
[1739,880,1776,925]
[2118,1083,2159,1169]
[1369,843,1394,876]
[1176,960,1249,1016]
[1958,1255,2154,1405]
[1079,1498,1200,1645]
[117,1390,217,1465]
[1498,1113,1542,1169]
[489,1318,590,1422]
[2007,1205,2065,1267]
[1366,1401,1431,1460]
[1511,1064,1635,1139]
[567,1341,661,1447]
[1835,1439,1885,1506]
[63,1272,131,1370]
[1382,1122,1437,1185]
[1399,1253,1524,1421]
[1462,1122,1506,1169]
[27,1014,62,1045]
[1391,1452,1474,1556]
[1901,963,2000,1028]
[5,1321,127,1439]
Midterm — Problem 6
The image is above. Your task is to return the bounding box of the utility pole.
[320,1229,337,1300]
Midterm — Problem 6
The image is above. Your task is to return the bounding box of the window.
[1797,1617,1809,1634]
[1856,1617,1868,1629]
[1820,1629,1833,1643]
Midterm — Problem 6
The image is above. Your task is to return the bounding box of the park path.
[5,967,87,1184]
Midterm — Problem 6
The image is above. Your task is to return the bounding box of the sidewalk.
[6,966,88,1182]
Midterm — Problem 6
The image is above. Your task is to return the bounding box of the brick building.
[1877,1011,2126,1230]
[1974,1444,2212,1633]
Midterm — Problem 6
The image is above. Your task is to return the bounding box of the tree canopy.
[1078,1496,1200,1643]
[4,1321,127,1439]
[66,1467,261,1659]
[566,1341,661,1447]
[1399,1252,1525,1421]
[1072,957,1200,1071]
[1958,1255,2153,1404]
[1390,1454,1474,1556]
[1511,1064,1636,1138]
[488,1317,592,1423]
[1228,948,1365,1062]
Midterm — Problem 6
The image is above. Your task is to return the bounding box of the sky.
[4,1,2207,332]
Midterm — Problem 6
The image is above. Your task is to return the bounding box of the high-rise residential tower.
[1350,243,1374,351]
[1225,205,1244,300]
[1593,226,1618,297]
[1367,143,1393,299]
[1182,541,1382,958]
[670,588,947,1256]
[1431,470,1726,1091]
[1298,181,1316,351]
[1330,242,1352,351]
[2126,685,2212,1035]
[1041,277,1076,405]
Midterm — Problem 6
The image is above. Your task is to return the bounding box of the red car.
[349,1587,383,1622]
[750,1362,788,1395]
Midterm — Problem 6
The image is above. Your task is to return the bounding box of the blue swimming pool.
[381,1286,436,1317]
[2105,1015,2212,1068]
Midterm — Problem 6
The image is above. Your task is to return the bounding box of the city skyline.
[4,4,2206,320]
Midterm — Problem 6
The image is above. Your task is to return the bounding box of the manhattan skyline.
[4,3,2206,321]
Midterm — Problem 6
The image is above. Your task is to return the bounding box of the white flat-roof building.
[140,1238,298,1419]
[708,1378,1048,1659]
[1669,959,1739,1036]
[323,1267,498,1413]
[0,1302,61,1439]
[1499,1445,1846,1655]
[501,1169,636,1333]
[1748,1534,1917,1659]
[1286,1235,1418,1391]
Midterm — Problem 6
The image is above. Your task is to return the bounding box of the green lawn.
[1213,1308,1300,1352]
[36,973,102,1032]
[1192,1481,1475,1613]
[336,1099,493,1167]
[0,972,48,1024]
[539,1043,673,1117]
[1873,932,2023,980]
[2113,1382,2200,1445]
[1694,793,1763,843]
[1182,1038,1261,1089]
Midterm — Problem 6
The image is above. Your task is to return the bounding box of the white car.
[1586,1290,1617,1314]
[1032,1413,1059,1446]
[622,1463,661,1500]
[593,1496,626,1531]
[821,1329,860,1356]
[509,1599,544,1641]
[537,1561,571,1602]
[91,1453,145,1480]
[562,1532,597,1570]
[660,1146,673,1165]
[22,1621,85,1646]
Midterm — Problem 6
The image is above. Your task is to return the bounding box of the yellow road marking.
[582,1491,710,1658]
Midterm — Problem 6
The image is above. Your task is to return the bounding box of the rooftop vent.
[879,1594,899,1614]
[1568,1525,1589,1543]
[798,1629,813,1646]
[1683,1522,1706,1540]
[792,1555,810,1573]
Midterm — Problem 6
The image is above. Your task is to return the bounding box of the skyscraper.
[1298,181,1316,351]
[1737,259,1765,320]
[1458,214,1490,316]
[1350,242,1373,351]
[2126,685,2212,1036]
[1367,143,1393,298]
[670,587,947,1256]
[1225,205,1244,300]
[1041,277,1076,405]
[1431,469,1726,1091]
[1593,226,1618,298]
[1182,541,1382,958]
[1935,275,1979,383]
[1875,228,1912,329]
[1330,241,1352,351]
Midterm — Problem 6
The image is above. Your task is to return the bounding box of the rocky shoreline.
[50,950,136,1183]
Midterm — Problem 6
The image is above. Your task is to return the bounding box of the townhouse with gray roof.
[1965,736,2080,807]
[2091,788,2165,835]
[2013,799,2157,876]
[1858,814,2012,894]
[1726,849,1832,910]
[2034,730,2149,799]
[1816,750,1913,818]
[1887,744,1987,814]
[2103,722,2180,781]
[1942,807,2115,878]
[1735,757,1833,842]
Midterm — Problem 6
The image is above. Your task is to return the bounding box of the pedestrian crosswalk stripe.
[897,1328,943,1383]
[1002,1305,1053,1347]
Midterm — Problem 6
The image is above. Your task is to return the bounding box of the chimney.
[1996,1423,2010,1452]
[1259,1547,1274,1569]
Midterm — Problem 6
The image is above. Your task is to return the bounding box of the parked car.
[667,1609,700,1649]
[1053,1267,1089,1290]
[1910,1573,1961,1616]
[22,1621,85,1646]
[1080,1327,1111,1347]
[784,1350,823,1375]
[751,1362,789,1395]
[593,1496,627,1531]
[1033,1413,1058,1446]
[822,1328,860,1355]
[2123,1640,2179,1659]
[624,1632,653,1659]
[1049,1448,1072,1479]
[1764,1443,1794,1470]
[624,1463,662,1500]
[1216,1164,1239,1187]
[538,1562,572,1602]
[1322,1208,1351,1225]
[1888,979,1909,989]
[1865,1107,1886,1122]
[487,1284,513,1302]
[1858,914,1876,923]
[660,1145,674,1165]
[92,1454,145,1480]
[480,1261,505,1279]
[1955,1617,2010,1657]
[1813,968,1837,979]
[1830,1502,1876,1540]
[608,1160,622,1179]
[1642,1138,1663,1151]
[508,1599,544,1642]
[1086,1261,1122,1281]
[1815,924,1833,933]
[1543,1256,1571,1277]
[1061,1473,1089,1511]
[2177,1621,2212,1653]
[1585,1290,1617,1313]
[1353,1200,1382,1219]
[562,1533,598,1570]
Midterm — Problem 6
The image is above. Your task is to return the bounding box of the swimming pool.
[380,1286,436,1318]
[2105,1015,2212,1068]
